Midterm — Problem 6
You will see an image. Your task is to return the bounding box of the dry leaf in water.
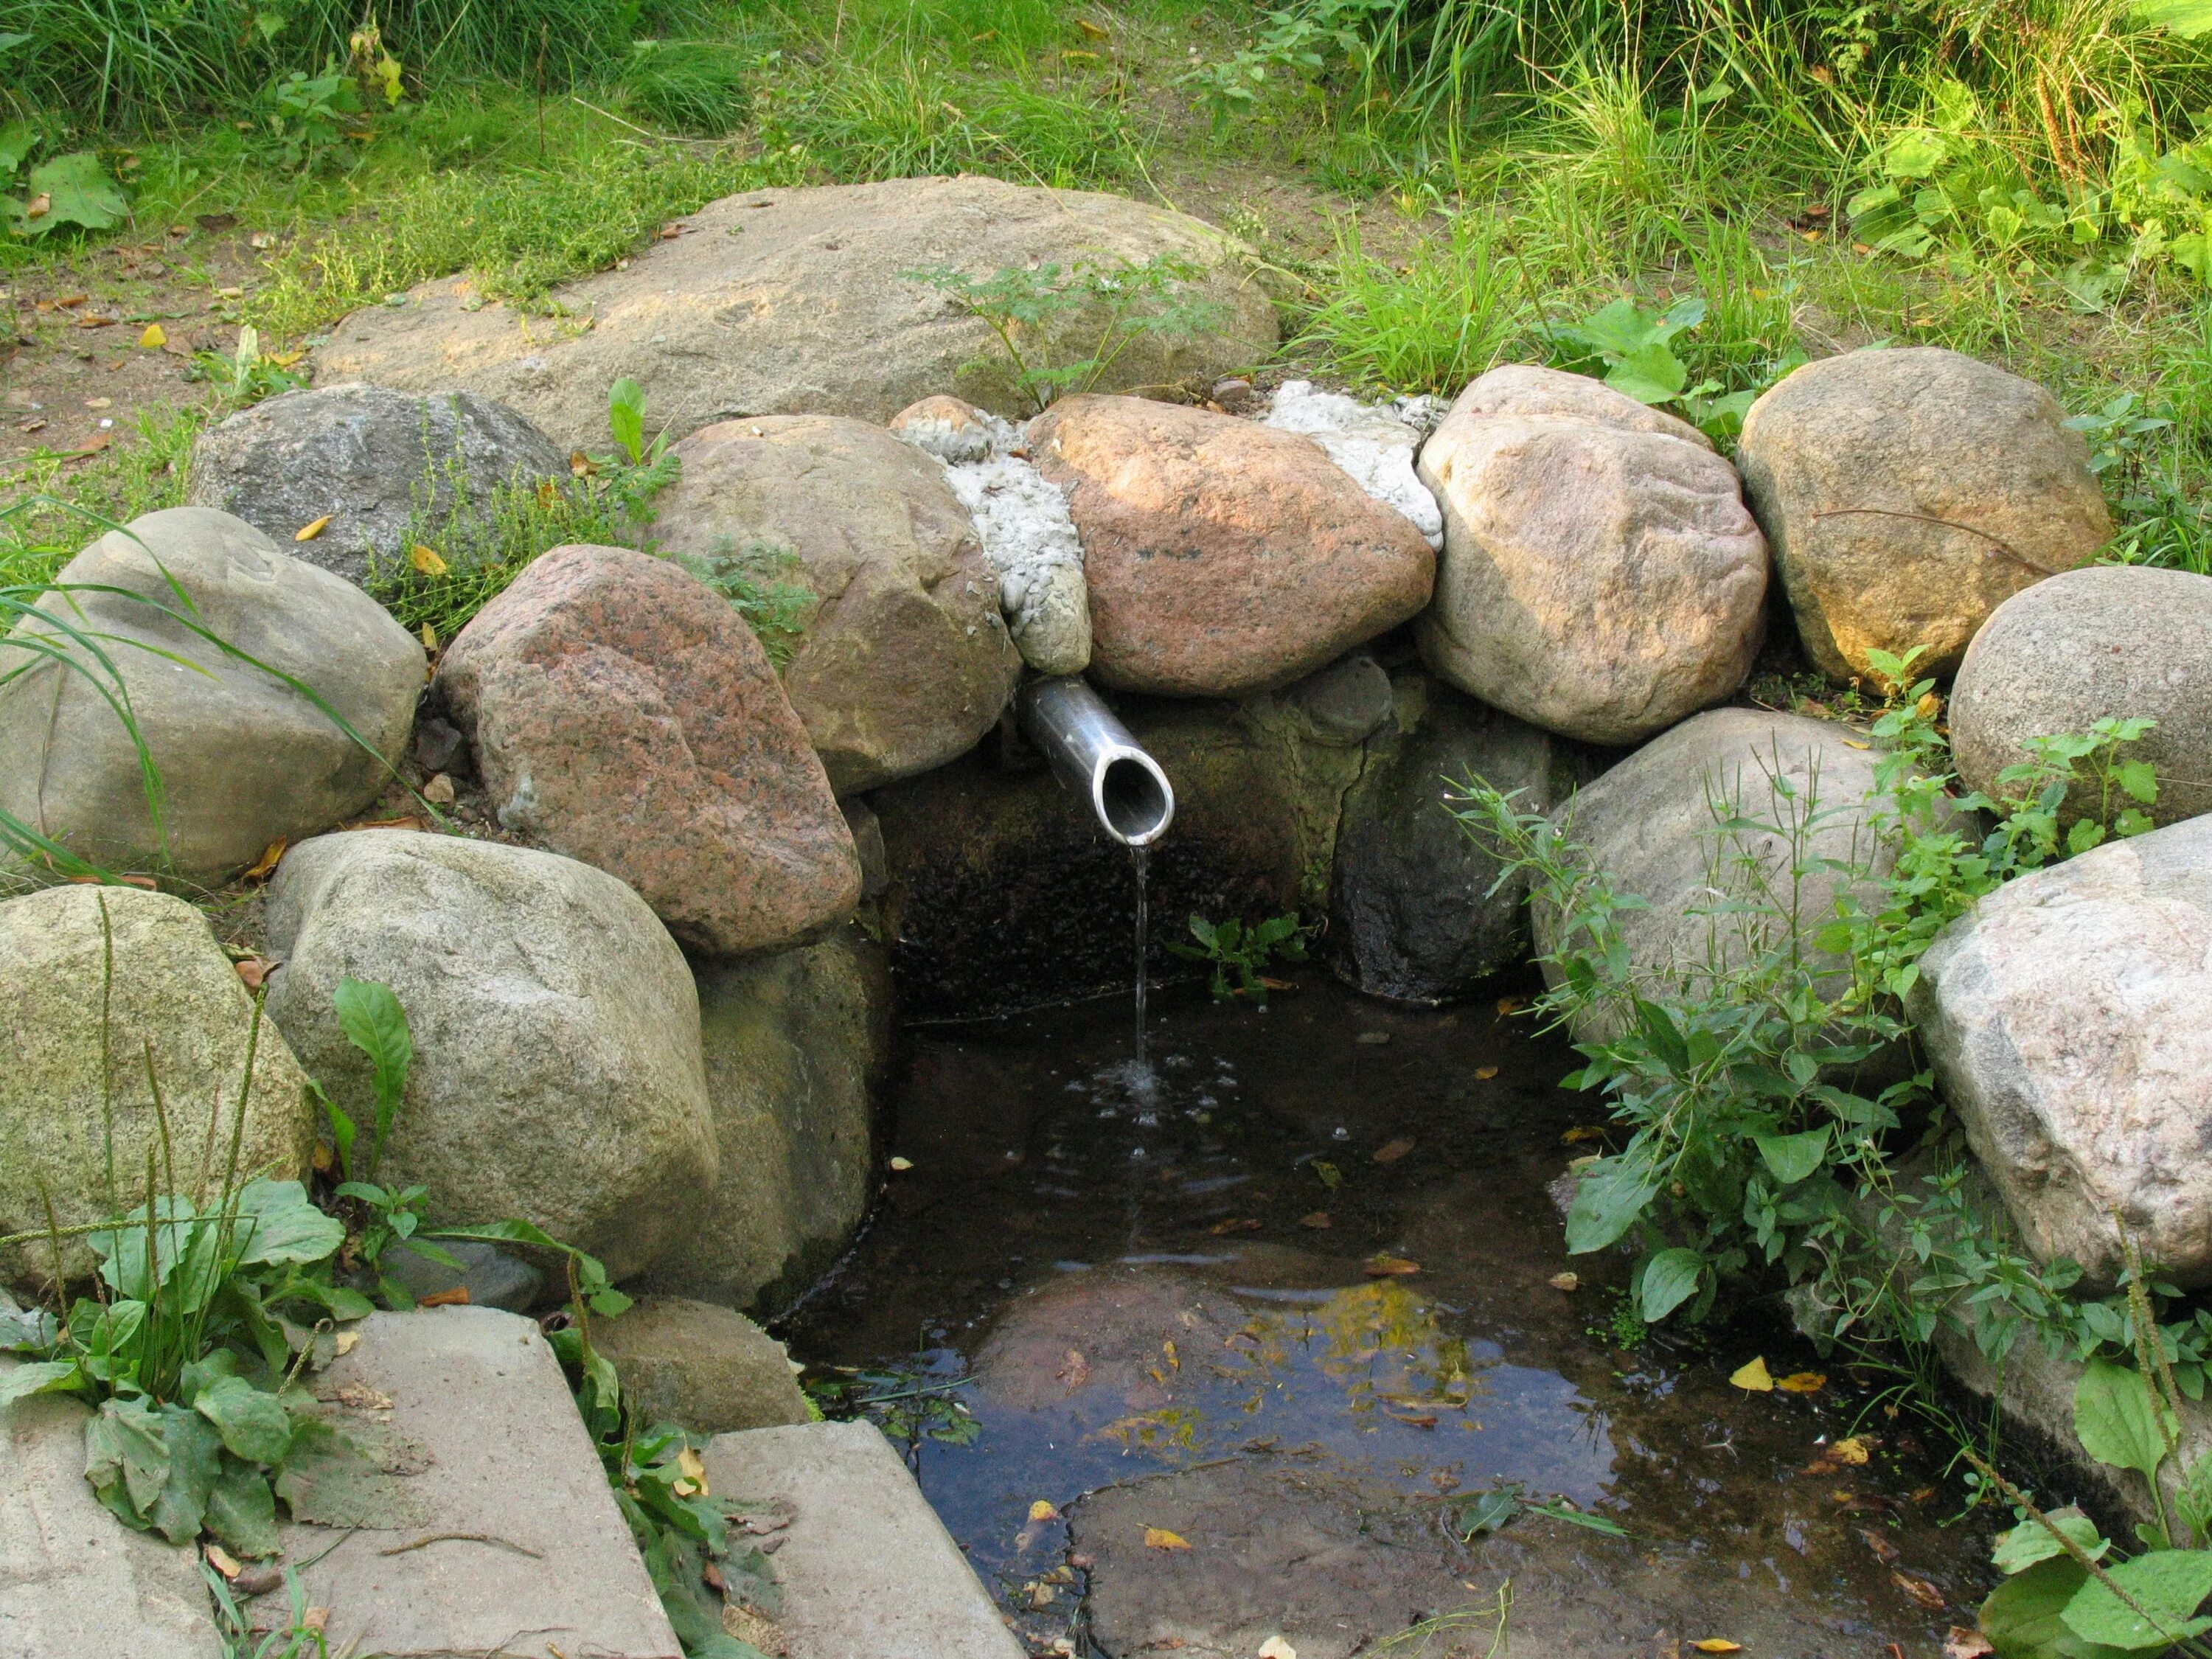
[1830,1436,1871,1464]
[888,1155,914,1172]
[1474,1065,1500,1079]
[1372,1138,1415,1164]
[1944,1628,1996,1658]
[1548,1272,1580,1292]
[1858,1527,1900,1562]
[1209,1217,1262,1234]
[1775,1371,1827,1394]
[1057,1349,1091,1391]
[1730,1357,1775,1392]
[1029,1500,1060,1523]
[1892,1572,1946,1612]
[1365,1255,1421,1277]
[1143,1527,1192,1551]
[1298,1211,1330,1229]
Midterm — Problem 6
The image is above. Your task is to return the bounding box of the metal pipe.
[1017,677,1175,848]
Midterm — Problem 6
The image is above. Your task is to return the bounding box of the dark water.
[782,975,1996,1658]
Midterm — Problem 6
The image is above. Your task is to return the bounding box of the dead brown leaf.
[1208,1217,1262,1235]
[1858,1527,1900,1562]
[333,1382,394,1411]
[1142,1527,1192,1551]
[1364,1255,1421,1277]
[1298,1211,1330,1228]
[1891,1571,1946,1613]
[1371,1138,1415,1164]
[417,1287,470,1308]
[1944,1628,1996,1658]
[1548,1271,1580,1292]
[233,958,271,991]
[1057,1349,1091,1391]
[243,838,286,880]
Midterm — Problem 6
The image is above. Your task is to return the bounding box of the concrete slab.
[1,1386,219,1659]
[263,1306,680,1659]
[701,1419,1025,1659]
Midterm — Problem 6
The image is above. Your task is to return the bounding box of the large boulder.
[592,1295,813,1434]
[435,543,859,955]
[0,507,423,880]
[262,830,717,1281]
[1907,813,2212,1290]
[1534,709,1905,1034]
[639,925,889,1310]
[0,885,312,1292]
[1414,364,1767,745]
[650,417,1020,793]
[186,384,566,588]
[310,176,1279,448]
[1950,565,2212,829]
[1736,347,2110,680]
[1331,676,1582,1003]
[1029,394,1435,698]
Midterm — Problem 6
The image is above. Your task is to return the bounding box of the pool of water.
[781,973,1997,1658]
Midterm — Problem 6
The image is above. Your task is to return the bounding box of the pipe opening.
[1099,754,1172,845]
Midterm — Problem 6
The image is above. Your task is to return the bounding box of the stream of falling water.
[1130,846,1150,1065]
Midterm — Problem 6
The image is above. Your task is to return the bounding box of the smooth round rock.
[187,383,566,588]
[0,507,423,880]
[1951,565,2212,829]
[1736,347,2110,679]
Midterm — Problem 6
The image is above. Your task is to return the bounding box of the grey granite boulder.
[594,1295,813,1434]
[310,175,1278,446]
[262,830,716,1281]
[1535,709,1907,1038]
[1736,347,2110,680]
[0,884,312,1293]
[1907,813,2212,1289]
[639,924,888,1310]
[1950,564,2212,829]
[1332,676,1579,1003]
[0,507,423,880]
[1416,365,1767,745]
[187,383,567,588]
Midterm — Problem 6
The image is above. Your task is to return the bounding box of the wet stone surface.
[782,975,1997,1658]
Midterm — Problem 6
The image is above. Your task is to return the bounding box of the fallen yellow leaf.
[1474,1065,1500,1079]
[1372,1137,1415,1164]
[1076,16,1111,36]
[265,348,305,367]
[1365,1255,1421,1277]
[1775,1371,1828,1394]
[1916,691,1943,720]
[419,622,437,651]
[294,514,332,542]
[408,543,448,577]
[204,1543,241,1579]
[888,1155,914,1172]
[1549,1271,1580,1292]
[1259,1641,1298,1659]
[1840,737,1871,750]
[139,322,167,349]
[677,1446,707,1491]
[333,1329,360,1357]
[1829,1436,1870,1464]
[1028,1500,1059,1523]
[1730,1356,1775,1392]
[1562,1124,1607,1144]
[243,838,286,881]
[1690,1642,1743,1653]
[1143,1527,1192,1551]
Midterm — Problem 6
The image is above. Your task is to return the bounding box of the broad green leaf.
[143,1407,221,1544]
[1978,1556,2119,1656]
[2137,0,2212,36]
[1639,1248,1704,1322]
[333,978,412,1175]
[2061,1548,2212,1649]
[0,1360,78,1407]
[1454,1486,1523,1537]
[608,377,647,464]
[86,1395,170,1517]
[0,1307,58,1352]
[1994,1507,2110,1575]
[229,1178,345,1267]
[1564,1153,1662,1254]
[1607,341,1690,404]
[1884,130,1951,180]
[205,1458,282,1557]
[1566,297,1658,358]
[2115,760,2159,805]
[2075,1361,2174,1481]
[1753,1127,1830,1186]
[18,151,129,236]
[0,119,32,177]
[192,1374,295,1465]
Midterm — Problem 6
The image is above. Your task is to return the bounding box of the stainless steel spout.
[1017,677,1175,848]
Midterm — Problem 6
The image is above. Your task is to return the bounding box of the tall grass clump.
[0,0,733,130]
[1291,212,1531,391]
